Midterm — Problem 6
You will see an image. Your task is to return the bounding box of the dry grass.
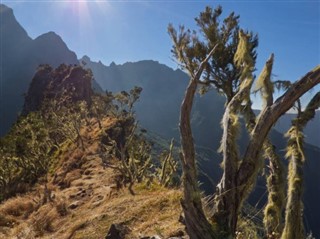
[0,196,35,218]
[0,213,16,228]
[0,117,186,239]
[31,204,58,236]
[8,222,36,239]
[71,184,184,239]
[55,197,68,216]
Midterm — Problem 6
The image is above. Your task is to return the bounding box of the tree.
[168,5,320,238]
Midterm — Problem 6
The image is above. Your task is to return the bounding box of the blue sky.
[2,0,320,107]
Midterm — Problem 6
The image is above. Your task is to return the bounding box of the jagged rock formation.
[22,64,93,115]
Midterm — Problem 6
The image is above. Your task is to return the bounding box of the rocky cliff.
[22,64,93,115]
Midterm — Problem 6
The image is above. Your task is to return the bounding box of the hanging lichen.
[263,143,285,239]
[281,92,320,239]
[233,51,286,239]
[255,54,274,107]
[212,30,256,235]
[234,30,254,84]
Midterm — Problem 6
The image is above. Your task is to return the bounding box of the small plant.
[116,123,153,195]
[158,139,178,187]
[32,205,57,236]
[55,198,68,216]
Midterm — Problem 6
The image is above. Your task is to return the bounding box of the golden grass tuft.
[0,213,16,227]
[0,196,35,218]
[236,218,259,239]
[31,204,58,236]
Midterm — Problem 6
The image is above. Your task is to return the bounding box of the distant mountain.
[80,56,226,148]
[0,4,102,136]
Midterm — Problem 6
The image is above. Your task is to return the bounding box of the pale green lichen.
[282,92,320,239]
[255,54,274,106]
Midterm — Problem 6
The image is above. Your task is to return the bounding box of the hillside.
[0,117,185,239]
[80,56,191,140]
[0,64,186,239]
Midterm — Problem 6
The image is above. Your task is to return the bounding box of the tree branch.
[194,44,219,81]
[237,66,320,204]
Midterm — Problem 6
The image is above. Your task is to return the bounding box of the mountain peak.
[0,3,13,14]
[81,55,91,62]
[0,3,31,42]
[32,31,78,67]
[34,31,64,44]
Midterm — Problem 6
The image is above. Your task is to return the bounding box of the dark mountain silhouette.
[0,4,102,136]
[80,56,227,145]
[32,32,78,67]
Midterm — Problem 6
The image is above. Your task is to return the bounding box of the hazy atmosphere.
[0,1,319,239]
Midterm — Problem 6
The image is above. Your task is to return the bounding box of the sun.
[59,0,112,26]
[68,1,90,17]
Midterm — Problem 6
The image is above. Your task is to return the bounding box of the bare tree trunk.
[242,102,285,238]
[240,102,286,238]
[179,78,217,239]
[213,107,239,235]
[176,45,219,239]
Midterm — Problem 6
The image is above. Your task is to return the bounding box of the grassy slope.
[0,118,185,239]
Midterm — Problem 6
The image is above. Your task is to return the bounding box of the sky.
[2,0,320,107]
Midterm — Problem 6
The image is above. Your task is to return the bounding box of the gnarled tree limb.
[236,66,320,209]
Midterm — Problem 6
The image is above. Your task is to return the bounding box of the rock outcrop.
[22,64,93,115]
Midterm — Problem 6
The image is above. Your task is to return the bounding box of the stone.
[140,236,162,239]
[68,201,81,209]
[105,223,130,239]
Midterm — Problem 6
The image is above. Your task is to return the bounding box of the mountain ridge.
[0,4,97,136]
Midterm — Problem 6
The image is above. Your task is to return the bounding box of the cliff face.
[22,64,93,115]
[0,4,79,136]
